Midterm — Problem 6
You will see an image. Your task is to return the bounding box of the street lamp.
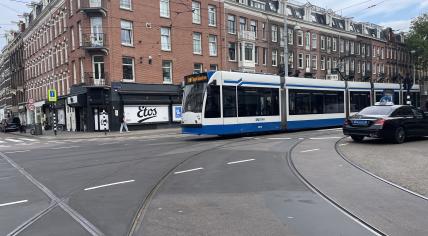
[410,50,416,85]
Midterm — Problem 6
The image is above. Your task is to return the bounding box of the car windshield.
[358,106,395,116]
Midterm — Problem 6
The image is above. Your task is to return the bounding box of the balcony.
[81,33,108,54]
[79,0,107,16]
[81,72,110,87]
[238,30,256,42]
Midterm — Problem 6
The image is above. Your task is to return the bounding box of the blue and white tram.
[181,71,420,135]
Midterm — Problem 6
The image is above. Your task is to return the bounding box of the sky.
[0,0,427,49]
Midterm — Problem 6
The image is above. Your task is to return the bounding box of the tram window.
[375,93,382,102]
[223,86,237,117]
[237,87,279,117]
[289,89,344,115]
[350,91,370,112]
[394,92,399,105]
[204,85,221,118]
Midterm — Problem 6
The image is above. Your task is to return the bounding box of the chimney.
[19,21,26,32]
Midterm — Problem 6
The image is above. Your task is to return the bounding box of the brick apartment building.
[0,0,417,131]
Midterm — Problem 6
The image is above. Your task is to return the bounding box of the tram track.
[335,137,428,201]
[286,138,387,236]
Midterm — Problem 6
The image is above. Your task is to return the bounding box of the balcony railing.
[238,30,256,41]
[79,0,107,16]
[82,33,108,54]
[81,72,110,86]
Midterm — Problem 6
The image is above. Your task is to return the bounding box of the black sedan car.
[0,117,21,132]
[343,105,428,144]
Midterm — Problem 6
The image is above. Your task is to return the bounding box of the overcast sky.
[0,0,427,49]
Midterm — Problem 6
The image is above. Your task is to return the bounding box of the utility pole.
[282,0,288,78]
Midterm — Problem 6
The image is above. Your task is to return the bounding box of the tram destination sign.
[184,73,208,85]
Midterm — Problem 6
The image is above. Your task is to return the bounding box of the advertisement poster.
[172,105,182,122]
[124,105,169,124]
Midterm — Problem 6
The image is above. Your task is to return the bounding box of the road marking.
[339,143,349,146]
[298,138,305,140]
[98,142,116,146]
[316,128,342,132]
[174,167,204,174]
[50,146,79,150]
[309,137,342,140]
[301,148,320,153]
[84,179,135,191]
[227,159,255,165]
[268,137,292,140]
[48,141,65,144]
[5,139,23,143]
[4,150,30,154]
[19,138,37,142]
[0,140,5,143]
[0,145,11,148]
[0,200,28,207]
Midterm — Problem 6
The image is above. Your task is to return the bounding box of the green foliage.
[406,14,428,69]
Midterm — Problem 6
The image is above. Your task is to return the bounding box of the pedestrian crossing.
[0,137,39,146]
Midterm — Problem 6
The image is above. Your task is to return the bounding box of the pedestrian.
[120,114,129,133]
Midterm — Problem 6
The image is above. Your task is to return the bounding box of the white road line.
[50,146,79,150]
[227,159,255,165]
[18,138,37,142]
[309,137,342,140]
[98,142,116,146]
[0,140,5,143]
[339,143,349,146]
[174,167,204,174]
[316,128,342,132]
[84,179,135,191]
[0,145,11,148]
[5,139,23,143]
[0,200,28,207]
[48,141,65,143]
[268,137,292,140]
[300,148,320,153]
[4,150,31,154]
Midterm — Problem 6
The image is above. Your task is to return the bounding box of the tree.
[406,14,428,76]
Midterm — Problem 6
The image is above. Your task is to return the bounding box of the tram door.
[222,86,238,126]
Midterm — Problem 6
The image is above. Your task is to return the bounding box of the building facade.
[0,0,418,131]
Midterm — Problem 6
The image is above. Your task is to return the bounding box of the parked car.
[0,117,21,132]
[343,105,428,144]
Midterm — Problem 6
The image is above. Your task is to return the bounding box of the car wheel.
[351,135,364,142]
[392,127,406,144]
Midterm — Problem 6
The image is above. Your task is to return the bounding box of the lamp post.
[410,50,416,85]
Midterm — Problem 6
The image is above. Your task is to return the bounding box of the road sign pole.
[53,103,57,136]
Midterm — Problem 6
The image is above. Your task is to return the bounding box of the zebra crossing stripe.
[5,139,23,143]
[0,140,5,143]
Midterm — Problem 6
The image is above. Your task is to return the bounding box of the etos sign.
[124,105,169,124]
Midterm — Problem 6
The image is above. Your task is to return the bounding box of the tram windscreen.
[182,82,207,113]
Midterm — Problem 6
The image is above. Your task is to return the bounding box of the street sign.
[48,89,57,102]
[28,98,34,104]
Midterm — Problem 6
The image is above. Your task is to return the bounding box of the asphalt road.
[0,129,425,236]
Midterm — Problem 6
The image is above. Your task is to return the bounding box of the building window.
[78,22,82,46]
[321,36,325,50]
[298,53,303,68]
[321,56,325,70]
[160,0,170,18]
[71,27,75,50]
[340,39,344,53]
[332,38,337,51]
[350,42,355,54]
[262,23,266,39]
[209,35,217,56]
[228,42,236,61]
[193,32,202,54]
[280,51,284,64]
[121,20,133,46]
[250,20,257,38]
[312,55,317,69]
[289,52,294,68]
[271,25,277,42]
[192,1,201,24]
[297,30,303,46]
[312,33,317,49]
[122,57,134,81]
[288,28,293,45]
[327,37,331,50]
[272,50,277,66]
[245,43,253,61]
[210,64,218,71]
[305,54,310,69]
[228,15,236,34]
[327,57,331,71]
[305,32,310,50]
[255,46,259,64]
[240,17,246,32]
[193,63,203,74]
[160,27,171,51]
[208,5,216,26]
[120,0,132,10]
[356,43,360,55]
[263,48,267,65]
[162,60,172,83]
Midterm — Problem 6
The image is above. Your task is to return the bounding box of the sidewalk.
[8,127,182,140]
